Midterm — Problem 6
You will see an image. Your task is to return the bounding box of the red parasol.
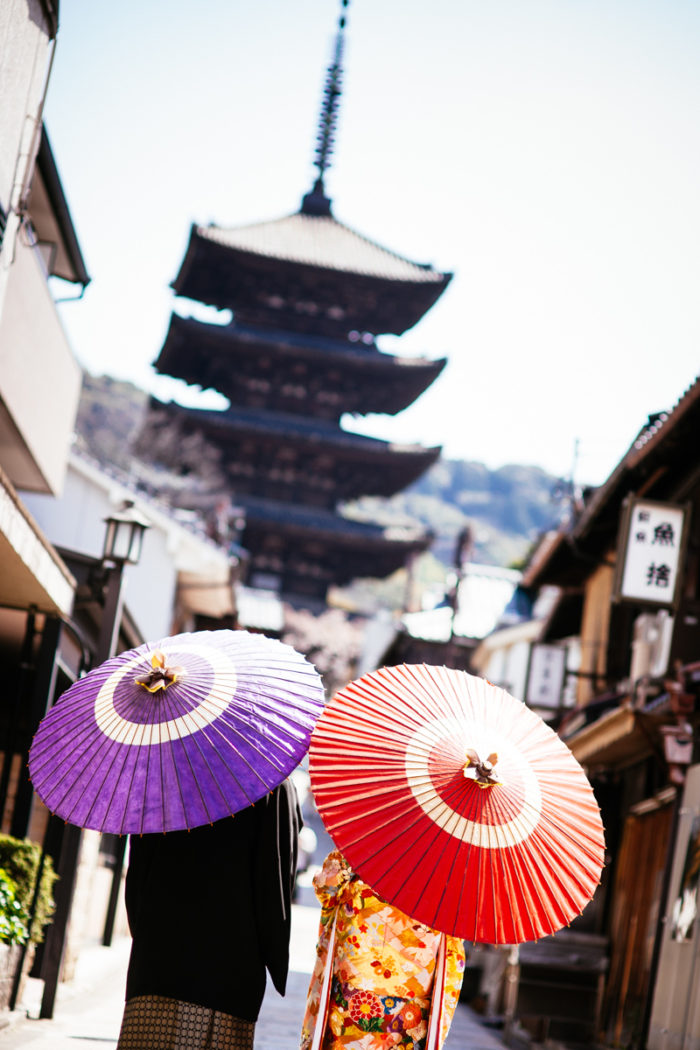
[309,663,605,944]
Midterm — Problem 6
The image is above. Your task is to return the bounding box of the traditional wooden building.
[503,375,700,1049]
[144,7,450,606]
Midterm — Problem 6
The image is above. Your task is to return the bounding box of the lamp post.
[96,503,151,664]
[97,504,149,947]
[38,503,150,1016]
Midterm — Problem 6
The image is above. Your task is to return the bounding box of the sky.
[44,0,700,488]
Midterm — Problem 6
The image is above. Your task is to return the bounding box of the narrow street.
[0,781,511,1049]
[0,791,505,1049]
[0,887,506,1050]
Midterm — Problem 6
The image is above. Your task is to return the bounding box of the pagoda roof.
[154,314,446,418]
[239,493,430,545]
[150,397,441,500]
[172,213,452,337]
[238,494,433,588]
[193,212,448,284]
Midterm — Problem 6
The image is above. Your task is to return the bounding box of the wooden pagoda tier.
[149,397,441,506]
[154,313,447,422]
[143,4,451,605]
[171,209,452,339]
[232,493,433,599]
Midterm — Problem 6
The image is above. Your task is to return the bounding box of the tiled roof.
[571,372,700,542]
[238,493,429,545]
[154,398,440,459]
[196,211,448,284]
[155,314,446,418]
[523,371,700,587]
[166,313,444,370]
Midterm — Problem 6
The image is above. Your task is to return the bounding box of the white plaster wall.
[562,636,581,707]
[475,630,580,711]
[0,0,53,325]
[504,639,531,700]
[0,236,82,494]
[483,646,506,688]
[0,3,79,497]
[23,457,232,643]
[24,467,178,641]
[125,524,180,642]
[0,0,52,209]
[480,639,531,700]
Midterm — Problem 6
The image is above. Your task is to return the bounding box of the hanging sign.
[525,644,567,709]
[613,497,689,608]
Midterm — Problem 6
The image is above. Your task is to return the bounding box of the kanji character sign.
[614,498,688,607]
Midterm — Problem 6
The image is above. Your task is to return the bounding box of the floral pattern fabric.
[300,851,465,1050]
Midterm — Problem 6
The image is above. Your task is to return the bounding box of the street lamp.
[102,503,151,567]
[97,502,150,950]
[96,502,150,665]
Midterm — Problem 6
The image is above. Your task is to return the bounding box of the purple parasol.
[28,629,325,834]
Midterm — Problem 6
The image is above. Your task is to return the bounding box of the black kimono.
[122,779,302,1023]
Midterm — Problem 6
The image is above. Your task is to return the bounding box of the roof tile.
[197,211,448,284]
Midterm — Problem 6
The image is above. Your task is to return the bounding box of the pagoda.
[145,3,451,606]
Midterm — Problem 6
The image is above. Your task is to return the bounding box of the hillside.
[345,458,560,571]
[75,372,566,576]
[74,372,149,471]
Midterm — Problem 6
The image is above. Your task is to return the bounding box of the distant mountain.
[344,460,562,572]
[74,372,149,471]
[75,372,567,573]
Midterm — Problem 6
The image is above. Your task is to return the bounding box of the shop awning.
[0,468,75,615]
[177,568,235,620]
[566,706,655,769]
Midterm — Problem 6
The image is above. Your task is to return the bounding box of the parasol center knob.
[135,650,186,694]
[463,748,501,788]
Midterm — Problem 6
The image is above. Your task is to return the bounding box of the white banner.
[526,644,566,709]
[616,499,687,607]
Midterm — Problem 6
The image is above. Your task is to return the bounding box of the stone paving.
[0,806,509,1048]
[0,886,508,1049]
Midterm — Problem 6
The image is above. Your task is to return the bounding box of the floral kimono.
[300,851,465,1050]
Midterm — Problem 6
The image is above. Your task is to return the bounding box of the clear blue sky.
[45,0,700,487]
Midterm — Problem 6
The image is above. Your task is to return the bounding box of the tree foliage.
[0,836,57,945]
[282,607,367,698]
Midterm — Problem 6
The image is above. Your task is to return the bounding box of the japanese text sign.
[526,644,567,709]
[614,498,688,607]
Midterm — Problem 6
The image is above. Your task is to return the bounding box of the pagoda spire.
[301,0,349,216]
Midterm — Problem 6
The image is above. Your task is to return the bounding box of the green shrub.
[0,836,57,945]
[0,869,29,945]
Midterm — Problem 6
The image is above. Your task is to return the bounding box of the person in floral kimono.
[300,851,465,1050]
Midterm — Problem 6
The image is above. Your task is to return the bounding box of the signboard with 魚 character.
[613,497,690,608]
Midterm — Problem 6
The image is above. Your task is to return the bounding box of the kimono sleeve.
[439,935,466,1045]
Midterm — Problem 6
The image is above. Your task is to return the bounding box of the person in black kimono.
[116,779,302,1050]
